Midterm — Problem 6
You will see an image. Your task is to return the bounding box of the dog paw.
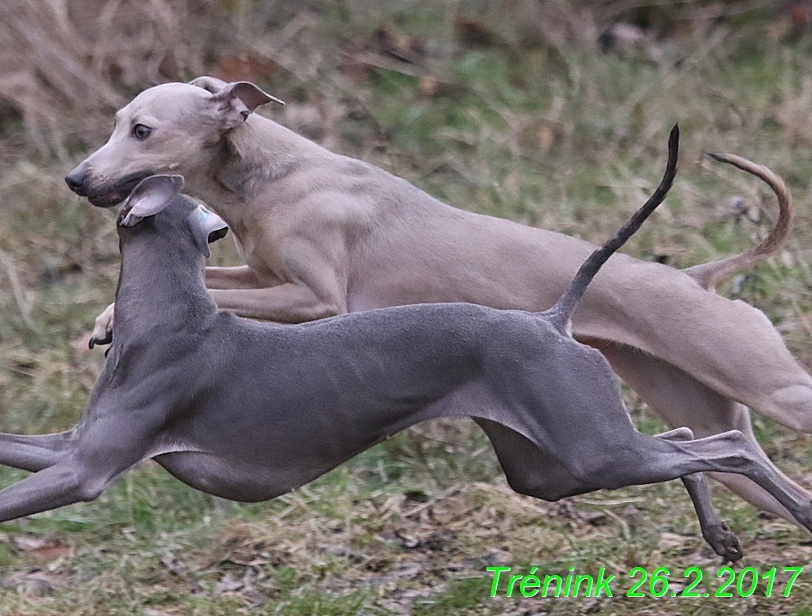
[89,303,115,349]
[704,522,742,562]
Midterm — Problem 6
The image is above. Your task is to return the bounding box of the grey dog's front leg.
[0,433,153,521]
[0,458,107,522]
[0,407,165,521]
[0,430,75,472]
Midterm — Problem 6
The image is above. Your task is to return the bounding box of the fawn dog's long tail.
[683,153,792,292]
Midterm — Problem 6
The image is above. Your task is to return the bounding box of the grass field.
[1,1,812,614]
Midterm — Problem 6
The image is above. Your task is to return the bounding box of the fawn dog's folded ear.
[119,175,184,227]
[205,80,285,129]
[187,205,228,258]
[188,76,229,94]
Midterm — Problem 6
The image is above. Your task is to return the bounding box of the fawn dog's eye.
[132,124,152,140]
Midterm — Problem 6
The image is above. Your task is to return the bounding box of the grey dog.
[64,77,812,523]
[1,129,810,560]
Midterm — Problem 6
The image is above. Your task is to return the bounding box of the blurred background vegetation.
[2,0,812,614]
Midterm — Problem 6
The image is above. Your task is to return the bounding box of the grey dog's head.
[65,78,283,207]
[117,175,229,259]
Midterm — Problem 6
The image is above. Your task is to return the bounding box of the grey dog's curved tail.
[546,124,679,331]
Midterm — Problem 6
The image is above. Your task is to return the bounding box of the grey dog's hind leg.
[577,429,812,531]
[473,419,742,560]
[474,417,597,501]
[658,427,741,561]
[598,340,809,523]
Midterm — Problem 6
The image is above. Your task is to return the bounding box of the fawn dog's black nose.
[65,169,89,196]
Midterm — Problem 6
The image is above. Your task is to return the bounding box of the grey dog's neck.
[113,223,216,347]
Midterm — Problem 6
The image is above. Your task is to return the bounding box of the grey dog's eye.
[132,124,152,140]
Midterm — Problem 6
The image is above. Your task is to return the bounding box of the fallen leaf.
[2,569,61,596]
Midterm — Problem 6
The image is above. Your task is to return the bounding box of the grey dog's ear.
[187,205,228,258]
[120,175,184,227]
[208,81,285,129]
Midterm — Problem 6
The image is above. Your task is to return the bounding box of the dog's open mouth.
[87,174,152,208]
